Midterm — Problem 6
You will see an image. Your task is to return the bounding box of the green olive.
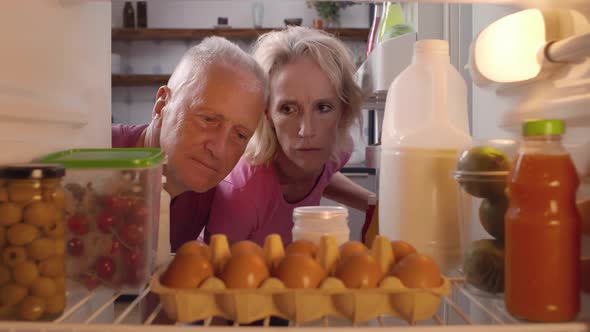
[0,203,23,226]
[38,257,64,278]
[43,220,64,240]
[45,293,65,315]
[13,261,39,287]
[0,304,16,320]
[8,181,42,204]
[0,265,11,285]
[2,246,27,267]
[0,227,5,247]
[28,238,56,261]
[24,202,57,228]
[42,188,65,209]
[0,188,8,202]
[53,276,65,293]
[0,283,27,306]
[18,296,46,321]
[7,223,39,246]
[53,238,65,257]
[31,277,57,298]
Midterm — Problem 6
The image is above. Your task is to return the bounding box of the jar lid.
[293,206,348,220]
[0,164,65,179]
[523,119,564,136]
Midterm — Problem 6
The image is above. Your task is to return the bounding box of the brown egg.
[230,240,265,258]
[335,253,383,288]
[390,253,442,288]
[339,241,368,261]
[285,240,318,258]
[391,240,417,263]
[220,253,269,289]
[176,240,211,259]
[275,254,326,289]
[160,254,213,288]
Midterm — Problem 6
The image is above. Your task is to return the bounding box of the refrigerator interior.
[0,1,112,164]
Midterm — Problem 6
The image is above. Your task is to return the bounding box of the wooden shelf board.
[112,28,368,86]
[112,74,170,87]
[112,28,369,40]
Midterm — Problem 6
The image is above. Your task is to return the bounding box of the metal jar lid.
[0,164,65,179]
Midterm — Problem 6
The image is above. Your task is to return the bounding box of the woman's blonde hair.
[244,26,363,165]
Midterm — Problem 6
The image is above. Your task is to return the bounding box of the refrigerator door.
[0,0,111,164]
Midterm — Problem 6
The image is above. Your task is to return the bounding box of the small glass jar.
[292,206,350,246]
[0,164,66,321]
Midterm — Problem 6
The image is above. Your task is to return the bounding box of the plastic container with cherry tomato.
[39,149,164,291]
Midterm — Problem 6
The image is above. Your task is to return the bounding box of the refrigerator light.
[474,9,546,84]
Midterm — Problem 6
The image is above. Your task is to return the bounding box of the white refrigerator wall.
[470,4,516,140]
[0,0,111,164]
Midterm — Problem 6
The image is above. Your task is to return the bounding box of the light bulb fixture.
[469,8,590,87]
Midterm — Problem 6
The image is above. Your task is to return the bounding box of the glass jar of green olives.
[0,164,66,321]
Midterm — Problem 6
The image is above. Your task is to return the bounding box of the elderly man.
[112,36,267,251]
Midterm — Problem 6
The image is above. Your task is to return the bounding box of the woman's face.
[269,58,343,175]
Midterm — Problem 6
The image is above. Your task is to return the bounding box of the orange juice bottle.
[505,119,581,322]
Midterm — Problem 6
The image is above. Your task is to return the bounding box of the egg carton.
[150,234,451,325]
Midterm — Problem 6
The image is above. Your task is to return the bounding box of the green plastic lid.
[523,119,564,136]
[38,148,165,169]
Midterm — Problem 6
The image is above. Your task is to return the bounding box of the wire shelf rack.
[0,278,588,331]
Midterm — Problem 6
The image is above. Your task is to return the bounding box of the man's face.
[159,63,265,193]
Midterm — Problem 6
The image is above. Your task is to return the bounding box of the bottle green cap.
[38,148,164,169]
[522,119,565,136]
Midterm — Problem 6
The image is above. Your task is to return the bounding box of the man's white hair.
[168,36,268,102]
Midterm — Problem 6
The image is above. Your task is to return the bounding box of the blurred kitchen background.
[110,0,459,126]
[110,1,566,241]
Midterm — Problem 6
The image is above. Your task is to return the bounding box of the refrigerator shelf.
[0,279,587,331]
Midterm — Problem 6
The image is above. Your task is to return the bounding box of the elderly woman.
[206,27,374,246]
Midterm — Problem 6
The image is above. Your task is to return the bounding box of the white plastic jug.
[379,40,471,274]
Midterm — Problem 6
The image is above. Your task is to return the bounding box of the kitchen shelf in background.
[112,28,369,40]
[112,74,170,87]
